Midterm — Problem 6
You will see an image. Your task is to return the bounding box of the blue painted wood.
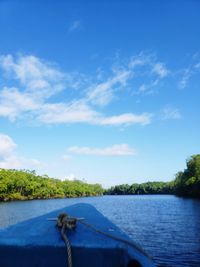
[0,203,155,267]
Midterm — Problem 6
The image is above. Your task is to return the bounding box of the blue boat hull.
[0,203,155,267]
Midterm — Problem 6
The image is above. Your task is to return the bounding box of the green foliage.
[106,181,174,195]
[106,154,200,198]
[1,154,200,201]
[0,169,104,201]
[174,154,200,197]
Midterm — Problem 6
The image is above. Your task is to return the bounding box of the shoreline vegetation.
[106,154,200,198]
[0,154,199,201]
[0,169,104,201]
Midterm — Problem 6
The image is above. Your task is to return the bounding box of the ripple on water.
[0,195,200,267]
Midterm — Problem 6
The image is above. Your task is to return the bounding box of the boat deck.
[0,203,155,267]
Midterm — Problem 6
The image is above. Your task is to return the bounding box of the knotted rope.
[56,213,77,267]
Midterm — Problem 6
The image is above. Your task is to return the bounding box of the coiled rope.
[55,213,152,267]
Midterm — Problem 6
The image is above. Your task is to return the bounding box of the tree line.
[106,181,174,195]
[106,154,200,198]
[0,154,199,201]
[0,169,103,201]
[173,154,200,198]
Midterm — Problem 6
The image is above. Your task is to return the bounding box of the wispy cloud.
[134,81,158,96]
[178,55,200,89]
[152,62,169,78]
[0,53,154,127]
[85,52,170,105]
[67,144,136,156]
[161,106,181,120]
[128,53,169,96]
[100,113,152,126]
[68,20,81,33]
[86,69,131,106]
[179,68,192,89]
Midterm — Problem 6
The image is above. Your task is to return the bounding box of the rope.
[56,212,152,267]
[61,224,73,267]
[56,213,77,267]
[79,220,151,259]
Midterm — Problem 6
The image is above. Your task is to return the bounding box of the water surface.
[0,195,200,267]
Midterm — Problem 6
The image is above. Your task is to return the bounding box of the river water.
[0,195,200,267]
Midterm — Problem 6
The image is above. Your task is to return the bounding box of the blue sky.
[0,0,200,187]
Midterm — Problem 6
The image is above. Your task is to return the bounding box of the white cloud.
[86,69,131,106]
[86,52,170,105]
[0,134,20,169]
[38,101,152,126]
[0,87,39,120]
[0,134,17,157]
[68,20,81,32]
[136,83,155,96]
[0,54,67,99]
[38,101,98,124]
[152,62,169,78]
[179,68,191,89]
[0,155,21,169]
[0,86,152,127]
[128,51,151,68]
[100,113,152,126]
[129,52,169,79]
[0,133,41,169]
[0,53,158,127]
[161,107,181,120]
[67,144,136,156]
[179,58,200,89]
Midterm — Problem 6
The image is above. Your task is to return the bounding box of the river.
[0,195,200,267]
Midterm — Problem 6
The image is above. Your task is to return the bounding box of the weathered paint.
[0,203,155,267]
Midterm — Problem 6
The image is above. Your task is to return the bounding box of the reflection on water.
[0,195,200,267]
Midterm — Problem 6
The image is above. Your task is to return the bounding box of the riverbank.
[0,169,104,201]
[106,154,200,198]
[0,154,199,201]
